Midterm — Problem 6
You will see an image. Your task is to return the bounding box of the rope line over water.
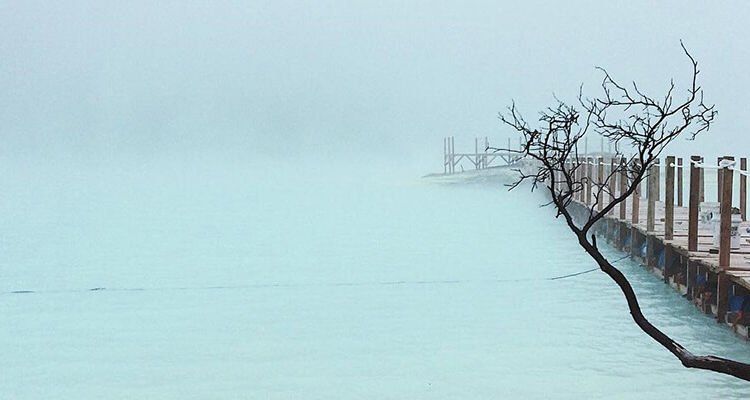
[2,255,635,296]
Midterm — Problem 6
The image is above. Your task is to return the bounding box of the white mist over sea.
[1,156,749,399]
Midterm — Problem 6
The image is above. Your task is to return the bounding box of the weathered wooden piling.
[719,156,734,267]
[597,157,604,212]
[741,158,747,221]
[608,158,616,215]
[647,164,656,232]
[632,161,640,225]
[688,155,700,252]
[665,156,675,241]
[677,158,684,207]
[654,158,661,202]
[586,157,593,205]
[699,156,705,202]
[619,158,627,220]
[718,157,724,204]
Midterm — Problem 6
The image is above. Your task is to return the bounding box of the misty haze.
[2,1,750,398]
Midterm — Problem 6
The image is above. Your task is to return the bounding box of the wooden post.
[580,158,585,203]
[665,156,675,241]
[447,137,451,174]
[647,163,656,232]
[619,158,627,220]
[586,157,593,205]
[452,136,456,174]
[646,236,656,268]
[443,137,448,174]
[741,158,747,222]
[574,158,580,202]
[688,156,700,252]
[597,157,604,212]
[719,156,734,268]
[632,176,640,224]
[686,259,694,300]
[664,245,673,284]
[483,136,490,168]
[608,158,616,215]
[474,138,480,169]
[507,138,511,167]
[699,157,705,202]
[677,158,683,207]
[654,158,661,202]
[449,136,455,174]
[718,272,729,323]
[718,157,724,203]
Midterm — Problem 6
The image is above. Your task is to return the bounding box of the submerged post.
[665,156,676,241]
[677,158,684,207]
[688,156,700,252]
[719,156,735,268]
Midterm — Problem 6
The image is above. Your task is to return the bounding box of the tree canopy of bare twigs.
[495,43,750,381]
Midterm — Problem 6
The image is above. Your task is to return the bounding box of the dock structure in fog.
[565,154,750,339]
[437,139,750,339]
[443,136,523,174]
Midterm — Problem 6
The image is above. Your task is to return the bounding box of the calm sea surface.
[1,156,749,398]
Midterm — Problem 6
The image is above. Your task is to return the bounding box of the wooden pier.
[443,136,523,174]
[566,155,750,338]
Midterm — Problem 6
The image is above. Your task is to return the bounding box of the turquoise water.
[1,156,749,398]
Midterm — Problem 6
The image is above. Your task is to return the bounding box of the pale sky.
[1,1,748,169]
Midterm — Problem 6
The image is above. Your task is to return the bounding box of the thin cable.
[2,255,636,296]
[548,253,630,280]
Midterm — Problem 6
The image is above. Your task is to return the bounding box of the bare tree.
[495,43,750,381]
